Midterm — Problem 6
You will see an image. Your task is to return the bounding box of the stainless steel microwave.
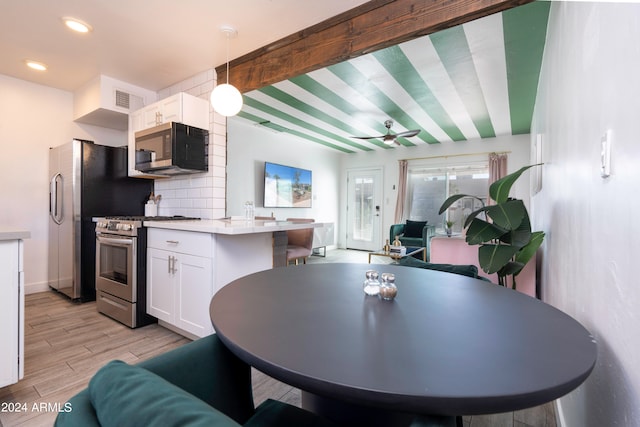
[134,122,208,175]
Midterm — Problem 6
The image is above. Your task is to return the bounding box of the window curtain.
[488,152,508,204]
[394,160,408,223]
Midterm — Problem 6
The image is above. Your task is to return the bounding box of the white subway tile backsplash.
[175,188,189,198]
[212,187,226,199]
[213,176,225,188]
[200,80,214,96]
[211,165,226,178]
[212,155,226,168]
[162,199,181,208]
[209,134,227,148]
[192,199,207,209]
[191,177,207,188]
[154,180,172,191]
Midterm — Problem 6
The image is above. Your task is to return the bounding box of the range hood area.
[73,75,157,130]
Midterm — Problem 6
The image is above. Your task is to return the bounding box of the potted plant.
[445,220,455,237]
[438,165,544,289]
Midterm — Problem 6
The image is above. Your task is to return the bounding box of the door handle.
[168,256,178,274]
[97,236,134,246]
[50,173,63,224]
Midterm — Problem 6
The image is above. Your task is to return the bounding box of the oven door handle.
[96,235,134,246]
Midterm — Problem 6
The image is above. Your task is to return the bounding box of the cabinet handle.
[166,240,179,244]
[172,256,178,274]
[168,256,173,274]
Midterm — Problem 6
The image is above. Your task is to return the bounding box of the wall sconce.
[210,26,243,117]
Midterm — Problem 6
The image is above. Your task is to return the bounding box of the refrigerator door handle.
[50,173,63,225]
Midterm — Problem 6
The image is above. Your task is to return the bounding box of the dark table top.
[210,263,596,416]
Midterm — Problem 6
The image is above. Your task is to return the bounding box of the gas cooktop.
[104,215,201,221]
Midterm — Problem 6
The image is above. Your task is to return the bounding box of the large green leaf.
[489,164,542,204]
[499,207,532,247]
[514,231,545,269]
[484,200,525,231]
[465,218,507,245]
[498,261,525,277]
[478,244,520,274]
[438,194,469,215]
[463,206,490,228]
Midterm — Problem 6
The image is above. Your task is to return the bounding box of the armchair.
[390,221,436,261]
[54,334,337,427]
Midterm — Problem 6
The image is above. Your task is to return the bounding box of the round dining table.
[210,263,596,426]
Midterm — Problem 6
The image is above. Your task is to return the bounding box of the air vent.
[114,90,144,111]
[115,90,130,109]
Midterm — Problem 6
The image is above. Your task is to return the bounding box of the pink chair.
[285,218,315,266]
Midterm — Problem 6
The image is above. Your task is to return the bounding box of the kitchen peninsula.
[143,219,322,339]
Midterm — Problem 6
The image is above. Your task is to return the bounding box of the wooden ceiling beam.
[216,0,535,93]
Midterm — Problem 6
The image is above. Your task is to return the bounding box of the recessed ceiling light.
[63,17,92,33]
[25,60,47,71]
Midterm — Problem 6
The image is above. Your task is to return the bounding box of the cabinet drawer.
[97,291,135,328]
[147,229,212,257]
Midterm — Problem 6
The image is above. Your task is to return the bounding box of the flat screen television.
[264,161,312,208]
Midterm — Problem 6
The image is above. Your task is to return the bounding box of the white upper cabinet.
[128,92,209,178]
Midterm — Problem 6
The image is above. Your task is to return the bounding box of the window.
[405,161,489,232]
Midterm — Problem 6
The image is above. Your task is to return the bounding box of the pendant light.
[210,26,243,117]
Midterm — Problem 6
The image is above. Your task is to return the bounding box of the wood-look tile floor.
[1,258,556,427]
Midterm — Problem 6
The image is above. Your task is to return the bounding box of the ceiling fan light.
[210,83,243,117]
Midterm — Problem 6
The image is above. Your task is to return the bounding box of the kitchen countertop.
[143,219,322,235]
[0,228,30,241]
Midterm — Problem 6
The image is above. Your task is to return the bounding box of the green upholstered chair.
[54,334,338,427]
[398,256,492,283]
[390,221,436,261]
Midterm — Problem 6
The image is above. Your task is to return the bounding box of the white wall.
[338,134,532,248]
[532,3,640,426]
[0,74,129,293]
[227,118,342,225]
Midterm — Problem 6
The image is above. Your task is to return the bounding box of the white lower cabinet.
[147,229,213,338]
[0,239,25,387]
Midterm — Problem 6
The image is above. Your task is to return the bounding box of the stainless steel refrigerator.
[48,140,152,301]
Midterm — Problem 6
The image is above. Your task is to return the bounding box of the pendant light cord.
[225,32,230,85]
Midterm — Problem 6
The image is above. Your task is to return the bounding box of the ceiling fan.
[352,120,421,146]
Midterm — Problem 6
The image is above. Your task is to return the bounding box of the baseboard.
[157,320,198,341]
[25,281,50,295]
[555,399,567,427]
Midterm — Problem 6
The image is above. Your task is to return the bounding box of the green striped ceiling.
[237,2,550,154]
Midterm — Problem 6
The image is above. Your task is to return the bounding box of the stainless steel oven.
[95,217,154,328]
[96,232,136,302]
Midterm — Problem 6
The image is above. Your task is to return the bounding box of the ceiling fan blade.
[351,135,387,140]
[394,129,421,139]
